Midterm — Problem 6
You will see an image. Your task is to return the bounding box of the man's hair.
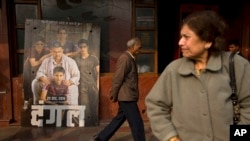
[228,39,240,47]
[51,41,63,48]
[53,66,65,74]
[127,37,141,48]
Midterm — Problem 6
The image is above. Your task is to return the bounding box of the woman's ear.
[205,42,212,49]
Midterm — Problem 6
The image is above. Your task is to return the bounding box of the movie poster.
[22,19,100,127]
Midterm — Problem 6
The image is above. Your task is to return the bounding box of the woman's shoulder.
[162,57,187,73]
[168,57,186,67]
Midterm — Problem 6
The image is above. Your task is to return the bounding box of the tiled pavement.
[0,121,159,141]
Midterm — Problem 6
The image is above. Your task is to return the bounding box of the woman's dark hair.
[33,35,45,44]
[78,38,89,47]
[182,10,228,55]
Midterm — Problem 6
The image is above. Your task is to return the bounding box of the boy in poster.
[40,66,69,105]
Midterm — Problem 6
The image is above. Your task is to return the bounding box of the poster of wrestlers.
[22,19,100,127]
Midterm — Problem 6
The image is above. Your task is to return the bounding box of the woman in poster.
[23,35,51,110]
[74,38,100,126]
[48,27,79,57]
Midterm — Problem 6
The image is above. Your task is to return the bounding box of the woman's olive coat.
[146,51,250,141]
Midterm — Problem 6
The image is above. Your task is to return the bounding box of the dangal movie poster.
[22,19,100,127]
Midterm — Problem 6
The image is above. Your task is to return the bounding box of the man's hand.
[39,76,51,86]
[169,136,181,141]
[63,80,74,86]
[108,88,117,103]
[109,95,117,103]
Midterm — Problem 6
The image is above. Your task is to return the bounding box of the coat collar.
[178,54,222,76]
[125,51,135,60]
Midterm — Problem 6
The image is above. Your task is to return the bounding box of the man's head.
[228,39,240,53]
[127,37,142,56]
[51,42,64,60]
[53,66,65,84]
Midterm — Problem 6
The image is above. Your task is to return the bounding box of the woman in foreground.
[145,10,250,141]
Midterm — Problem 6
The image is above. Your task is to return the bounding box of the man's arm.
[36,58,50,79]
[67,58,80,85]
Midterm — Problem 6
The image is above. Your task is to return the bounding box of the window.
[133,0,158,73]
[10,0,41,76]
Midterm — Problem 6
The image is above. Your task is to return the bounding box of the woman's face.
[178,25,211,60]
[79,43,88,54]
[34,40,45,53]
[58,29,67,40]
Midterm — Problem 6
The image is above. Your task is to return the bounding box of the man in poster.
[31,42,80,105]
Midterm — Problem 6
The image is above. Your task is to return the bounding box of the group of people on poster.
[23,27,99,126]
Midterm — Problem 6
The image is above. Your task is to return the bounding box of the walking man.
[93,37,146,141]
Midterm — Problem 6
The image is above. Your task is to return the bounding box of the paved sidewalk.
[0,121,159,141]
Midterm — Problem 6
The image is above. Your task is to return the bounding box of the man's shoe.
[93,134,101,141]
